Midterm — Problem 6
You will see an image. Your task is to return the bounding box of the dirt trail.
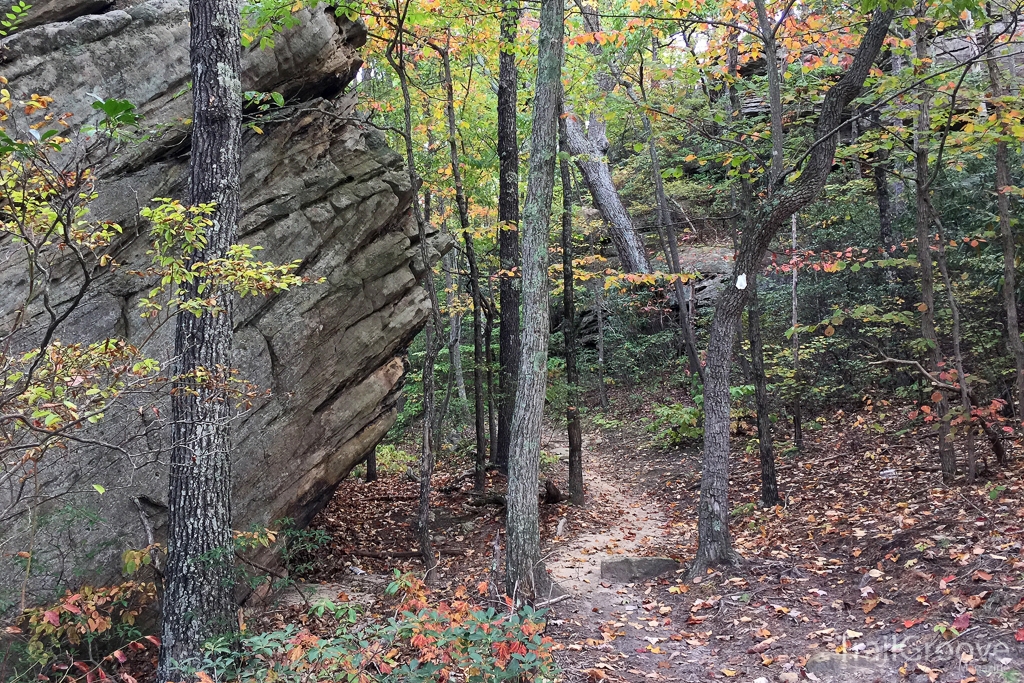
[542,429,675,606]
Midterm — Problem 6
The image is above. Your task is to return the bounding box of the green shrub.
[651,385,755,446]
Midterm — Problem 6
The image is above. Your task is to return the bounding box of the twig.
[534,593,572,608]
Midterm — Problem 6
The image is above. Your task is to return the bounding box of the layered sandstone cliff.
[0,0,444,611]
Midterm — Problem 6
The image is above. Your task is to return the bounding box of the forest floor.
[278,383,1024,683]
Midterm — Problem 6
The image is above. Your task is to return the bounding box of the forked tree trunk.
[690,8,893,577]
[495,0,521,473]
[560,127,584,506]
[506,0,562,600]
[913,14,956,482]
[747,275,779,506]
[158,0,242,674]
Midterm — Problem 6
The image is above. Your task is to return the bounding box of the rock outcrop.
[0,0,446,613]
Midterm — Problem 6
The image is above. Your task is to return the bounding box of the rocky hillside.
[0,0,448,612]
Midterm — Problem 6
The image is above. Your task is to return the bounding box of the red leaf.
[952,612,970,631]
[43,610,61,628]
[1016,628,1024,643]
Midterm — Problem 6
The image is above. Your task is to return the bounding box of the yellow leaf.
[721,669,739,677]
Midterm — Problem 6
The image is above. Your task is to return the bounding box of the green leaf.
[93,484,106,494]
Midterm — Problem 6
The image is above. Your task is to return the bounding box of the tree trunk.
[485,299,497,463]
[644,114,703,384]
[158,0,242,674]
[432,39,488,489]
[446,250,472,427]
[495,0,521,474]
[563,115,650,274]
[984,33,1024,423]
[593,274,609,410]
[560,125,584,506]
[562,2,649,274]
[871,111,896,253]
[506,0,562,600]
[385,23,442,579]
[419,319,440,583]
[747,275,779,506]
[689,8,893,577]
[913,14,956,482]
[465,234,488,491]
[365,449,378,482]
[790,215,803,451]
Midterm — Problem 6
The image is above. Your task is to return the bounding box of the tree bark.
[560,125,584,506]
[790,215,803,451]
[984,30,1024,423]
[419,319,440,583]
[485,298,498,464]
[912,13,956,482]
[365,449,378,482]
[506,0,562,600]
[689,8,893,577]
[158,0,242,674]
[747,275,779,506]
[495,0,521,474]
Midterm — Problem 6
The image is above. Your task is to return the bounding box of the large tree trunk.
[747,276,779,506]
[506,0,562,600]
[563,116,650,274]
[985,34,1024,422]
[158,0,242,674]
[689,8,893,577]
[560,127,584,506]
[912,14,956,482]
[495,0,521,473]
